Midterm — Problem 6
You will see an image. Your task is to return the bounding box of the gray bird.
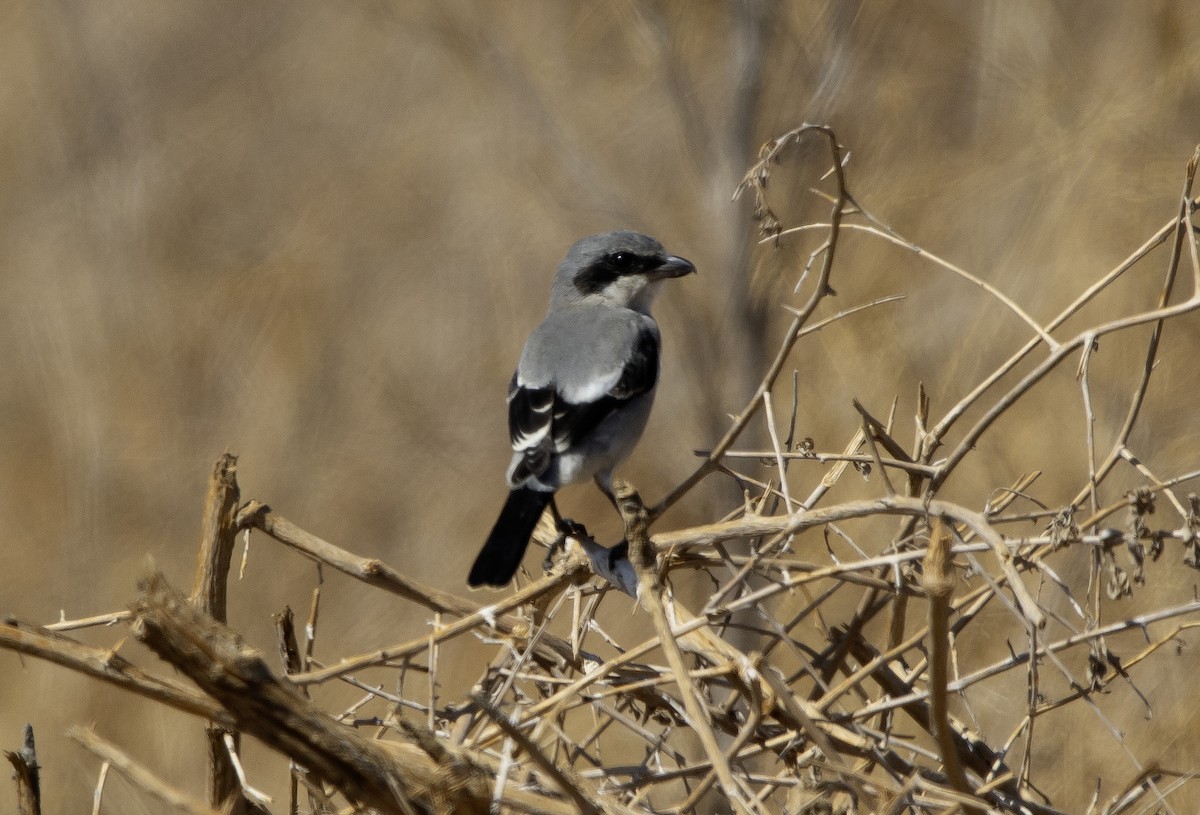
[468,231,695,587]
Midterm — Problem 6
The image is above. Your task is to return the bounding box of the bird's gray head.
[550,231,695,313]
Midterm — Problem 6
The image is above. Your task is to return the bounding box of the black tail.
[469,488,553,587]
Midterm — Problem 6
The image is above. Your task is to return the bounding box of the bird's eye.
[609,252,634,270]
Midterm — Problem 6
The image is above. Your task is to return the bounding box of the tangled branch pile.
[5,127,1200,815]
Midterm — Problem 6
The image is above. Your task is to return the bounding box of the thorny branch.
[5,132,1200,814]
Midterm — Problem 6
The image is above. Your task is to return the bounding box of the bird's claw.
[541,518,591,572]
[557,517,590,540]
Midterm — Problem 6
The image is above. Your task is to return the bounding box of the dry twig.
[5,725,41,815]
[6,130,1200,815]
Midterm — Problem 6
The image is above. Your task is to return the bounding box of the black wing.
[508,327,659,484]
[508,383,555,482]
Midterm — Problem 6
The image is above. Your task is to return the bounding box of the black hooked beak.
[652,255,696,279]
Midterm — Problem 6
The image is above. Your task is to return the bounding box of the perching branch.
[10,133,1200,815]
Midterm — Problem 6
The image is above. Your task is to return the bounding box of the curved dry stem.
[652,124,848,522]
[770,221,1059,349]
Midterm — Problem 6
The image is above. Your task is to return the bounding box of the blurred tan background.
[3,2,1200,812]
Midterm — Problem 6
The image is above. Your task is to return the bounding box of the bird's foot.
[542,518,591,571]
[557,517,590,540]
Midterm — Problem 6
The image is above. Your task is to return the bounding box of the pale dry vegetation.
[3,4,1200,814]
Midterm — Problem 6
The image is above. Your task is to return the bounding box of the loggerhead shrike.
[468,231,695,587]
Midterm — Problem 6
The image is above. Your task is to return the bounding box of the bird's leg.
[595,474,620,511]
[542,497,590,571]
[548,496,589,538]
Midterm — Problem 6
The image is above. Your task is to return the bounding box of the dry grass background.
[3,3,1200,813]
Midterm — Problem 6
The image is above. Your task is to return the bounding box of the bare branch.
[189,453,253,815]
[0,619,233,727]
[5,724,41,815]
[654,124,849,520]
[70,727,221,815]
